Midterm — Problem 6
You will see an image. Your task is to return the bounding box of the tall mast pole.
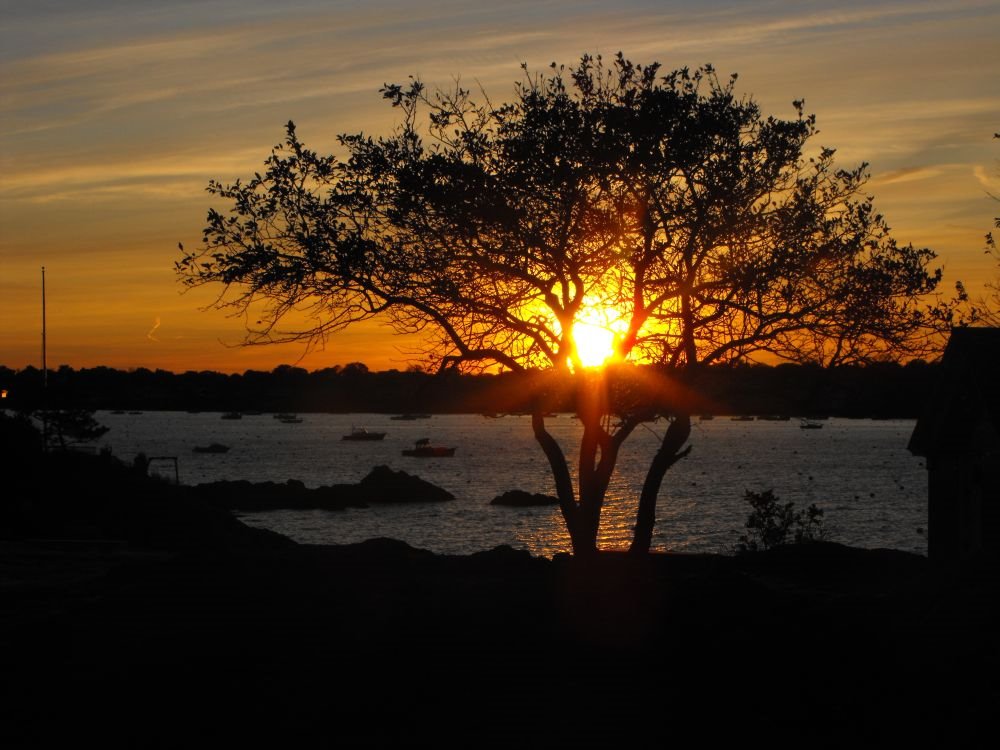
[41,265,49,452]
[42,265,48,390]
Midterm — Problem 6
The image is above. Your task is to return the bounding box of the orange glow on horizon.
[1,2,996,373]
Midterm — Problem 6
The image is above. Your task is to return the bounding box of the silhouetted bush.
[33,408,109,450]
[736,489,826,553]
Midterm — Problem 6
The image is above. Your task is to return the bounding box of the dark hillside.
[0,414,994,745]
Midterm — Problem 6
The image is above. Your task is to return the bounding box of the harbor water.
[94,412,928,558]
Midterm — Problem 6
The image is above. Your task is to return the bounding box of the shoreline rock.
[192,465,454,512]
[490,489,559,507]
[357,464,454,504]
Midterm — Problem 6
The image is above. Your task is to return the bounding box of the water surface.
[95,412,927,557]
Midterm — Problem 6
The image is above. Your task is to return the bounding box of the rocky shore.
[190,465,455,512]
[490,489,560,506]
[1,416,996,746]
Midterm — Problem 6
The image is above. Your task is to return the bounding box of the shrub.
[736,489,825,553]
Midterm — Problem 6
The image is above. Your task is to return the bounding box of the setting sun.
[571,304,628,368]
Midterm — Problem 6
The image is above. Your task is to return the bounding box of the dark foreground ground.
[2,537,997,747]
[1,433,997,746]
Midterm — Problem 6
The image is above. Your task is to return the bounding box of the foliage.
[736,489,826,553]
[178,53,954,555]
[33,409,109,451]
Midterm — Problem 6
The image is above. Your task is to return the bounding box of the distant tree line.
[0,360,938,417]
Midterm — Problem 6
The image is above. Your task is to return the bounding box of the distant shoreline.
[0,360,938,418]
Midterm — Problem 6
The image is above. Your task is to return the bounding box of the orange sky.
[2,1,998,373]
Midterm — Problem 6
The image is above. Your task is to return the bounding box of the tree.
[33,409,109,451]
[179,53,954,556]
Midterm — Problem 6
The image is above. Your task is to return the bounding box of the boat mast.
[41,265,48,390]
[41,265,49,451]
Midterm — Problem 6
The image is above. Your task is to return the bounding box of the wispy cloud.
[0,143,281,200]
[872,166,943,186]
[2,0,999,371]
[973,164,1000,192]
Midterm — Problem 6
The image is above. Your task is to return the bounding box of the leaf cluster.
[32,409,110,451]
[736,489,826,553]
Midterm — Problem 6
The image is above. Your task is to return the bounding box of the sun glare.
[571,303,627,369]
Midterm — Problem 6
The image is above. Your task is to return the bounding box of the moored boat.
[193,443,230,453]
[342,426,387,441]
[402,438,456,457]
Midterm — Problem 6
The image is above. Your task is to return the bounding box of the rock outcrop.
[490,489,559,507]
[193,465,453,511]
[358,465,454,504]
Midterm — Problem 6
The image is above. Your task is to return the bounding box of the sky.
[2,0,998,374]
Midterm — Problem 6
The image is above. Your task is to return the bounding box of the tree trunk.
[531,374,633,558]
[531,408,596,556]
[573,373,614,557]
[629,412,692,554]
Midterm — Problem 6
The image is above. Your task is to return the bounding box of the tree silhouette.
[179,54,954,556]
[34,409,109,451]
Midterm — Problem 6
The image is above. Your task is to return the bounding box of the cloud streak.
[2,0,998,372]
